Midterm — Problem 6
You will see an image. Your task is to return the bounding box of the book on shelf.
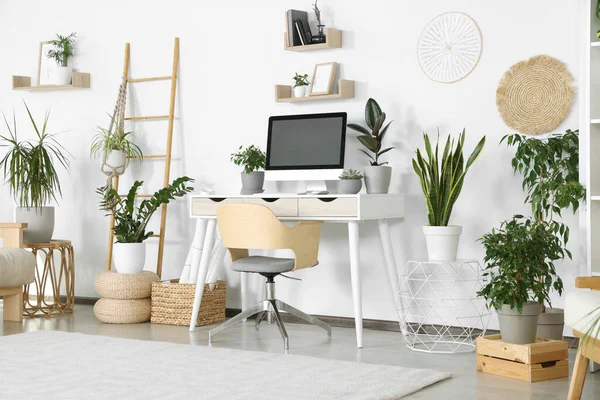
[295,21,306,45]
[286,9,311,46]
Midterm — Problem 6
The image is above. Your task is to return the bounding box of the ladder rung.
[128,155,167,159]
[127,76,173,83]
[125,115,170,121]
[118,194,153,198]
[150,234,161,238]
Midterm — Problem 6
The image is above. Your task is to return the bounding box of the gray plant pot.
[498,302,542,344]
[364,166,392,194]
[536,308,564,340]
[338,179,362,194]
[240,171,265,195]
[325,180,339,194]
[14,206,55,244]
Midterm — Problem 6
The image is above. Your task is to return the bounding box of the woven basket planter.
[151,280,226,327]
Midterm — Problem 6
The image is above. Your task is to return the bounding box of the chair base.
[208,298,331,350]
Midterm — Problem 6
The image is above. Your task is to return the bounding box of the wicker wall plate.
[496,55,574,135]
[93,298,151,324]
[95,270,160,300]
[151,280,226,327]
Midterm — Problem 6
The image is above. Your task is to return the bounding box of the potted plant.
[47,32,77,85]
[230,145,266,194]
[502,130,585,340]
[412,129,485,261]
[90,115,143,177]
[477,215,565,344]
[0,102,71,243]
[347,98,394,194]
[338,169,363,194]
[293,73,310,98]
[98,176,194,274]
[311,0,326,44]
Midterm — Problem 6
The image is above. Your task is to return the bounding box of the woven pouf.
[94,298,151,324]
[95,270,160,299]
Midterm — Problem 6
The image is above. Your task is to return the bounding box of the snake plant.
[412,129,485,226]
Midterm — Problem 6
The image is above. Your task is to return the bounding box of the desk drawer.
[191,198,243,216]
[298,197,358,217]
[244,198,298,217]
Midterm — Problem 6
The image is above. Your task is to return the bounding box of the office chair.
[209,204,331,350]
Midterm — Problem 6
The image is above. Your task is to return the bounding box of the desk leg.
[348,221,363,348]
[378,219,399,309]
[189,219,217,332]
[187,219,208,284]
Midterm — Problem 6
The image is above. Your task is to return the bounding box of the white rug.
[0,331,450,399]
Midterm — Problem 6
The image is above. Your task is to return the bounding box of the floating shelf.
[12,72,91,91]
[592,196,600,201]
[591,41,600,47]
[284,28,342,52]
[275,79,354,103]
[592,119,600,124]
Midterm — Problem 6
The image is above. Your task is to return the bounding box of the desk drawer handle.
[260,198,280,203]
[208,198,226,203]
[317,198,337,202]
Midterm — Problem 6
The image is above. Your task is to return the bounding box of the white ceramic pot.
[102,150,127,176]
[14,206,55,244]
[293,86,306,98]
[364,165,392,194]
[423,225,462,261]
[55,66,73,85]
[113,242,146,274]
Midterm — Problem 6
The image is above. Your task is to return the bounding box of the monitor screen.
[266,112,347,170]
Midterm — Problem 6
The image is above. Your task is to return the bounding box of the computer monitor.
[265,112,347,183]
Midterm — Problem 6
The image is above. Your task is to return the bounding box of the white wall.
[0,1,583,331]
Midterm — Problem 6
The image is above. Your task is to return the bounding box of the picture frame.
[310,62,337,96]
[37,41,56,85]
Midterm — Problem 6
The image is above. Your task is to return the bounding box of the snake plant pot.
[55,66,73,85]
[14,206,55,244]
[364,166,392,194]
[339,179,362,194]
[498,302,542,344]
[240,171,264,195]
[101,150,127,176]
[293,86,306,98]
[536,308,565,340]
[113,242,146,274]
[423,225,462,261]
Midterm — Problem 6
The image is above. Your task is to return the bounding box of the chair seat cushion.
[0,248,35,287]
[565,290,600,338]
[232,256,295,274]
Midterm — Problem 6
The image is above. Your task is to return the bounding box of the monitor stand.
[267,180,330,195]
[301,180,328,195]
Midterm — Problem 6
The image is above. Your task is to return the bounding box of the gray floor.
[1,304,599,399]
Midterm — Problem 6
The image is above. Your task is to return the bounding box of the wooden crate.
[476,335,569,382]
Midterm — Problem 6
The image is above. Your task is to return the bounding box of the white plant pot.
[102,150,127,176]
[14,206,55,244]
[293,86,306,98]
[423,225,462,261]
[113,242,146,274]
[55,66,73,85]
[364,165,392,194]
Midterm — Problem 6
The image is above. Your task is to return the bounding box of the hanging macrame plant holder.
[101,77,128,188]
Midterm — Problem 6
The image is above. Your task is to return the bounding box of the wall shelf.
[275,79,354,103]
[12,72,91,91]
[284,28,342,52]
[591,41,600,47]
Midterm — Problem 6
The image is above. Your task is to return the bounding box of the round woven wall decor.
[496,55,574,135]
[417,12,482,84]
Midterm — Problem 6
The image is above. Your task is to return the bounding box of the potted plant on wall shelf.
[338,169,363,194]
[412,129,485,261]
[90,115,143,177]
[502,130,585,340]
[47,32,77,85]
[347,98,394,194]
[293,73,310,97]
[477,215,564,344]
[0,102,71,243]
[231,145,266,194]
[97,177,194,274]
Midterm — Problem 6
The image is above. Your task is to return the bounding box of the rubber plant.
[412,129,486,226]
[347,98,394,166]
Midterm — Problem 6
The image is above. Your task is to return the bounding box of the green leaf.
[365,98,382,130]
[346,123,371,136]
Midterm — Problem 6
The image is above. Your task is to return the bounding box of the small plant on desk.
[338,169,363,194]
[231,145,266,195]
[339,169,363,180]
[292,73,310,97]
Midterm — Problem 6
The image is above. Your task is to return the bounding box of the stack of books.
[286,10,313,46]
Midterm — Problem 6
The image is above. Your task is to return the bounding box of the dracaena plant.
[347,98,394,166]
[47,32,77,67]
[412,129,485,226]
[97,176,194,243]
[230,145,266,174]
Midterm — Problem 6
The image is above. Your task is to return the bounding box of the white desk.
[187,193,404,348]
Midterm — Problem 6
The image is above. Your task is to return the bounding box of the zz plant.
[347,98,394,166]
[47,32,77,67]
[230,145,266,174]
[412,129,486,226]
[97,176,194,243]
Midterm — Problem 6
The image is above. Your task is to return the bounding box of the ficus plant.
[412,129,486,226]
[47,32,77,67]
[293,73,309,88]
[347,98,394,166]
[230,145,266,174]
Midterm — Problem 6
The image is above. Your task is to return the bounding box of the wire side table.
[23,240,75,317]
[397,259,491,353]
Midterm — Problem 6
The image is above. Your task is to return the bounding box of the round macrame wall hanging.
[496,55,574,135]
[417,12,482,84]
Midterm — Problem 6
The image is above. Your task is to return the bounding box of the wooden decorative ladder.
[105,37,180,278]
